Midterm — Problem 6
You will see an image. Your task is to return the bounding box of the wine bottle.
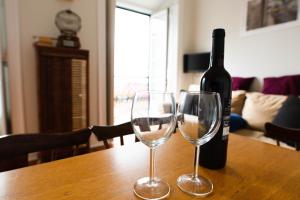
[199,28,232,169]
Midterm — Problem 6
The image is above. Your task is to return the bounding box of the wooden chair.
[132,116,177,132]
[265,122,300,151]
[91,118,176,150]
[0,128,92,172]
[91,122,136,149]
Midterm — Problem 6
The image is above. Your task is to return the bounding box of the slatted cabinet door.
[71,59,88,130]
[35,45,89,133]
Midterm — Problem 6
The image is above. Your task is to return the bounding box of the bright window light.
[114,8,150,124]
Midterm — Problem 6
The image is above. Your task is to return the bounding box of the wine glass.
[131,91,177,200]
[177,91,221,196]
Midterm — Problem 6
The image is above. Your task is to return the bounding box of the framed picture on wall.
[242,0,300,35]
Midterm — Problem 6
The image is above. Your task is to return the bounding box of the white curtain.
[4,0,26,133]
[0,41,7,135]
[0,0,6,134]
[106,0,116,125]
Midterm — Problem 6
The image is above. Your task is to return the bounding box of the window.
[114,6,171,124]
[114,7,150,124]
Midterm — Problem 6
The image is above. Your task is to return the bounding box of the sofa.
[188,84,295,150]
[230,90,295,149]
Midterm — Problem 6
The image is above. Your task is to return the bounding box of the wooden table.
[0,133,300,200]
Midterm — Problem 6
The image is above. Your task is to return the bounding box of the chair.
[91,118,176,150]
[0,128,92,172]
[91,122,136,149]
[265,122,300,151]
[132,116,177,132]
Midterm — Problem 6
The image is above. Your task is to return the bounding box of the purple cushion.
[288,75,300,95]
[262,77,289,95]
[262,75,300,96]
[232,77,255,91]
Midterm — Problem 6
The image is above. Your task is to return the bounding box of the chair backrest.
[132,116,176,132]
[91,118,176,149]
[91,122,135,149]
[0,128,92,172]
[265,122,300,151]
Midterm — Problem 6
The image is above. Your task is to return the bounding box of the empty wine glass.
[177,91,221,196]
[131,91,177,200]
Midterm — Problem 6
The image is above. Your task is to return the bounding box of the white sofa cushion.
[231,90,246,115]
[188,85,246,115]
[188,84,200,92]
[242,92,287,131]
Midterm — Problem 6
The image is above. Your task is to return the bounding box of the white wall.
[180,0,300,91]
[176,0,199,95]
[19,0,105,132]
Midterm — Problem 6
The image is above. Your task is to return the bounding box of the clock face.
[55,10,81,34]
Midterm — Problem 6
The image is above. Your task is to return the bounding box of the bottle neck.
[210,36,224,68]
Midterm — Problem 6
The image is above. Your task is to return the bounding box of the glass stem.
[193,145,200,179]
[149,148,155,184]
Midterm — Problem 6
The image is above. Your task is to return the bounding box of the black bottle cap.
[213,28,225,38]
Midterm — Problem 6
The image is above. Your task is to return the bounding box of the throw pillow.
[231,90,246,115]
[230,113,247,132]
[286,75,300,96]
[188,84,200,92]
[232,77,255,91]
[273,96,300,129]
[242,92,287,131]
[262,74,300,96]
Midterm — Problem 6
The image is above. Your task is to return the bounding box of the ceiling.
[117,0,172,13]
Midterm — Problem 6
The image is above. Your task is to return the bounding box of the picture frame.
[241,0,300,36]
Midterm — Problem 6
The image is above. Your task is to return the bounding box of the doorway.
[114,6,169,124]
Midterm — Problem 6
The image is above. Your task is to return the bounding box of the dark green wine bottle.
[199,28,232,169]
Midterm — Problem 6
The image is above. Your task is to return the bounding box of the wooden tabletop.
[0,133,300,200]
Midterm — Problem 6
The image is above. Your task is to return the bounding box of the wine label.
[222,115,230,140]
[223,126,229,136]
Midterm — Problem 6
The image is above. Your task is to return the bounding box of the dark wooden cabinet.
[35,45,89,133]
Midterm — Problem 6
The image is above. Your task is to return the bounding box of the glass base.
[134,177,170,200]
[177,174,213,197]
